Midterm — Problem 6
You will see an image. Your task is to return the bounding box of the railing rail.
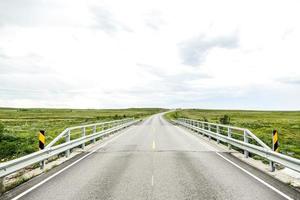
[46,118,133,148]
[174,118,300,173]
[0,118,138,178]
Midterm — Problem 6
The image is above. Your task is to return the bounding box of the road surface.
[2,114,299,200]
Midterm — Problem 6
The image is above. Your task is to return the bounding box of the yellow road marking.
[152,140,156,150]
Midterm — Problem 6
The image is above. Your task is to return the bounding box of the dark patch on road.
[173,151,227,200]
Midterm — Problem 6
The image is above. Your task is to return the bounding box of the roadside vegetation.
[0,108,165,161]
[165,109,300,159]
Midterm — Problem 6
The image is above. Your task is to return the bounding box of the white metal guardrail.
[174,118,300,173]
[0,118,139,179]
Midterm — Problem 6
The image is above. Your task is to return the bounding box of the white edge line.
[11,128,132,200]
[175,121,294,200]
[216,152,294,200]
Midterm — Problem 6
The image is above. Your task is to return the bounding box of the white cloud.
[178,33,239,66]
[0,0,300,109]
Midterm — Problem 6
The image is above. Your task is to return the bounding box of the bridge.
[0,113,299,200]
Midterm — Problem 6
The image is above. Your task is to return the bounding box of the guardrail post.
[269,161,275,172]
[216,126,220,144]
[81,127,85,149]
[208,124,211,140]
[227,127,232,150]
[92,125,96,143]
[192,121,196,132]
[0,177,4,194]
[244,130,249,158]
[65,129,70,158]
[109,122,112,129]
[40,160,45,170]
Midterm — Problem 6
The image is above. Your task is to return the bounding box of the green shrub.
[220,115,230,125]
[0,141,18,158]
[0,123,5,134]
[202,117,208,122]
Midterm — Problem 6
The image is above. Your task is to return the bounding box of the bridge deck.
[2,114,299,200]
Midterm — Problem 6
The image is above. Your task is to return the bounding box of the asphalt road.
[4,114,300,200]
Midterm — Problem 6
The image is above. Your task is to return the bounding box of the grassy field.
[0,108,165,161]
[165,109,300,159]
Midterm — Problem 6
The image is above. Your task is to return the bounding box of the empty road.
[4,114,299,200]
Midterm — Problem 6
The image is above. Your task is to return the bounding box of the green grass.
[0,107,165,161]
[165,109,300,159]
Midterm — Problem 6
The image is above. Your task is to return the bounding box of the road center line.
[216,152,294,200]
[152,140,156,150]
[151,175,154,186]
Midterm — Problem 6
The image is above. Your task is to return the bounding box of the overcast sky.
[0,0,299,110]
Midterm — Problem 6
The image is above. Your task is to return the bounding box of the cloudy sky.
[0,0,299,109]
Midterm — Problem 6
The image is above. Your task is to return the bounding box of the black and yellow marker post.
[272,130,279,152]
[39,130,46,169]
[270,130,279,171]
[39,130,45,150]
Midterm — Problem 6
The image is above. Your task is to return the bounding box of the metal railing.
[0,118,139,179]
[174,118,300,173]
